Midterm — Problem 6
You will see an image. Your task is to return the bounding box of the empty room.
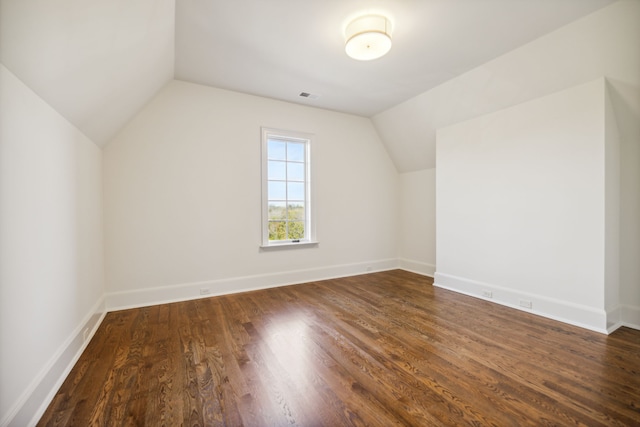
[1,0,639,425]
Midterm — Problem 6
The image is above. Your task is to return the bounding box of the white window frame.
[260,127,317,248]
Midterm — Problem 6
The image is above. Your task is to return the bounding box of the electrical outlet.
[519,299,532,309]
[83,328,90,342]
[200,288,211,295]
[482,290,493,298]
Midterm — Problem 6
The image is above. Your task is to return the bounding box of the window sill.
[259,241,319,251]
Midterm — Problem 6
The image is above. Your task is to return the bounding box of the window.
[261,128,315,247]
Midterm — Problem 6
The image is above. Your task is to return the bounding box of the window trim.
[260,127,317,248]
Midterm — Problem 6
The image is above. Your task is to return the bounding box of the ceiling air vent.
[299,92,320,99]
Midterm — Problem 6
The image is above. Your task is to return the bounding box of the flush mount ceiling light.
[345,14,392,61]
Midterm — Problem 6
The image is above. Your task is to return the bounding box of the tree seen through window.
[266,138,308,242]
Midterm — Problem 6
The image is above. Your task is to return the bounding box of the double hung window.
[261,128,314,246]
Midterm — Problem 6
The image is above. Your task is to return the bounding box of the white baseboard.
[106,258,399,311]
[621,305,640,331]
[2,297,106,427]
[398,258,435,277]
[433,272,609,334]
[606,306,624,333]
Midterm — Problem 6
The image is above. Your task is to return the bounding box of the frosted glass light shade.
[345,15,392,61]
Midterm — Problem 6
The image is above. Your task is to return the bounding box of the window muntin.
[261,128,313,246]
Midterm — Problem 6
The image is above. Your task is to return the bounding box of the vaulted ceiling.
[175,0,613,118]
[1,0,615,155]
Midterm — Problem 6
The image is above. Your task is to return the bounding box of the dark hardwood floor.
[39,270,640,426]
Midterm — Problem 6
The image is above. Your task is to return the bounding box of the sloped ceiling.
[373,0,639,172]
[1,0,615,152]
[0,0,175,146]
[175,0,613,118]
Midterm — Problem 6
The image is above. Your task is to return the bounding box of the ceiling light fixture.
[345,14,392,61]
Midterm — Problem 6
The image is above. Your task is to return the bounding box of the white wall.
[435,79,615,332]
[619,103,640,328]
[373,0,639,173]
[604,83,621,326]
[0,65,105,426]
[376,0,640,330]
[0,0,175,146]
[103,80,399,308]
[398,169,436,276]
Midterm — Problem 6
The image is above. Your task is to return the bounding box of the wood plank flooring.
[38,270,640,426]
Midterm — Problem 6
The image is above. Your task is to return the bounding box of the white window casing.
[261,127,317,248]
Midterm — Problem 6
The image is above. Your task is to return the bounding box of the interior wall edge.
[398,258,435,278]
[105,258,399,312]
[606,306,623,334]
[621,305,640,331]
[433,272,610,334]
[4,297,106,427]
